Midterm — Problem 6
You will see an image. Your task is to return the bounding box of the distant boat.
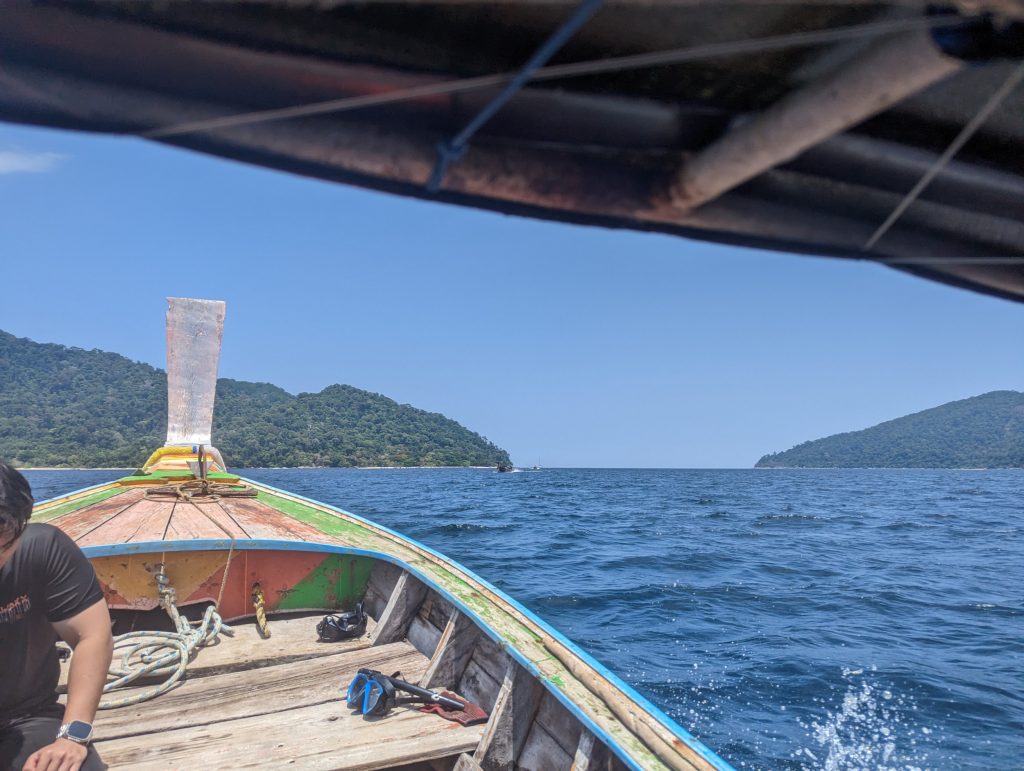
[532,464,542,470]
[496,463,514,472]
[35,299,730,771]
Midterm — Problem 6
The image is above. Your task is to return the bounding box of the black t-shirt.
[0,523,103,720]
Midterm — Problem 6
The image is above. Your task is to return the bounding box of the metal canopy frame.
[1,2,1022,302]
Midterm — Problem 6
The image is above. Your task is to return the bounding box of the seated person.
[0,462,113,771]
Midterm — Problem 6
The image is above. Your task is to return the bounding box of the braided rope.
[251,583,271,639]
[98,566,233,709]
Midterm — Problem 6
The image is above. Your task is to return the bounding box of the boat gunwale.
[31,479,123,515]
[36,477,734,771]
[242,478,732,770]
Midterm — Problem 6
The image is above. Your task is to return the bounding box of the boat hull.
[35,475,733,771]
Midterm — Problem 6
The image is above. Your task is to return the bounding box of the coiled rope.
[98,565,233,709]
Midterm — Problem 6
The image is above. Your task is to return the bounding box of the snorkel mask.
[345,668,465,717]
[317,602,367,642]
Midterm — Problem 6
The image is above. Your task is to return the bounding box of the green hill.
[756,391,1024,468]
[0,330,511,469]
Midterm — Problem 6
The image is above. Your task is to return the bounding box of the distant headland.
[756,391,1024,468]
[0,330,512,469]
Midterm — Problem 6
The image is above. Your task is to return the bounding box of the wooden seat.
[83,616,484,769]
[61,613,378,689]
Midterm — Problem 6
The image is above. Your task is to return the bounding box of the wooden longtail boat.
[35,298,732,771]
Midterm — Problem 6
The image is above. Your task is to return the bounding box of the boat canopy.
[2,1,1023,302]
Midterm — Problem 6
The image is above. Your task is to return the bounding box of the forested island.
[0,330,512,468]
[756,391,1024,468]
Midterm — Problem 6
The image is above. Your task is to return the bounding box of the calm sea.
[24,468,1023,770]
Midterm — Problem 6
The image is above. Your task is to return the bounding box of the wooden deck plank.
[75,498,177,546]
[61,614,376,689]
[96,699,484,770]
[164,501,235,540]
[217,498,329,541]
[93,641,429,741]
[185,612,376,678]
[51,490,146,542]
[93,637,481,771]
[193,500,252,539]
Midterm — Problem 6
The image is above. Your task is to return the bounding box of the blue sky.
[1,122,1021,467]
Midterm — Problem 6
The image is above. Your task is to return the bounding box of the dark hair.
[0,461,34,533]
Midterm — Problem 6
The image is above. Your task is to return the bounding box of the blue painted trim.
[248,478,733,770]
[84,538,642,770]
[85,534,733,770]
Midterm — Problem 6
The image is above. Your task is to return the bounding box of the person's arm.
[22,598,113,771]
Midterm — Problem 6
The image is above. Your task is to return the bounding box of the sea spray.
[796,669,932,771]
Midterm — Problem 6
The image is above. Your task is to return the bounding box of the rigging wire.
[862,60,1024,251]
[141,14,972,140]
[427,0,604,191]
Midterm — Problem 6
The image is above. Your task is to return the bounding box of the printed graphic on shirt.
[0,594,32,624]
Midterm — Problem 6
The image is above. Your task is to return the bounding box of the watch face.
[66,721,93,742]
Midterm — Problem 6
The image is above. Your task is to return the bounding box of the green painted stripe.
[276,554,374,611]
[32,486,125,522]
[255,490,505,623]
[255,491,376,541]
[251,484,668,769]
[118,471,239,483]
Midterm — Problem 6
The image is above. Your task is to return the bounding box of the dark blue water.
[24,468,1023,770]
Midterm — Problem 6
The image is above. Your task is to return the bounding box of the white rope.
[98,566,233,709]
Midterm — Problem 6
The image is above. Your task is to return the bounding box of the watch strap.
[57,721,93,745]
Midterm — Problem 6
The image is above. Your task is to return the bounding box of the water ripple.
[25,467,1024,770]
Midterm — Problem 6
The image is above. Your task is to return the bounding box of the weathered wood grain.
[95,698,483,770]
[420,609,479,690]
[419,591,455,631]
[473,660,544,771]
[457,658,502,715]
[174,612,374,678]
[192,500,252,538]
[217,498,327,541]
[517,720,574,771]
[363,584,388,622]
[407,614,444,657]
[371,571,429,646]
[61,613,375,689]
[367,562,402,605]
[76,499,177,546]
[467,633,506,684]
[454,753,483,771]
[535,689,583,758]
[93,641,427,741]
[54,491,146,542]
[572,729,612,771]
[164,501,234,540]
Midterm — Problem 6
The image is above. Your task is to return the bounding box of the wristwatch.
[57,721,93,745]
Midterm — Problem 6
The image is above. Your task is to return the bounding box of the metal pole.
[668,28,963,210]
